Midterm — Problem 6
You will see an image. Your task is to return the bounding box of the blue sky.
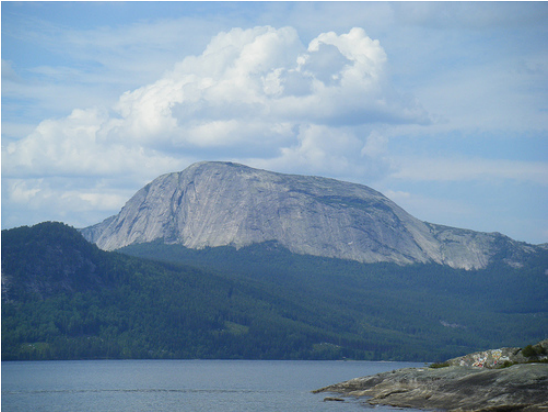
[2,1,548,245]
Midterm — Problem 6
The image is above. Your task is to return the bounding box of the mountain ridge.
[81,161,539,270]
[4,222,548,361]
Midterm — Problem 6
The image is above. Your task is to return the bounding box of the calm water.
[2,359,425,412]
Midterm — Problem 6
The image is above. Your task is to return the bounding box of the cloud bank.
[3,18,546,244]
[3,26,429,184]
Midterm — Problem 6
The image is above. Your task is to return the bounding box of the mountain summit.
[81,161,536,269]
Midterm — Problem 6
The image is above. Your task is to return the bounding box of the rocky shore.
[314,340,548,411]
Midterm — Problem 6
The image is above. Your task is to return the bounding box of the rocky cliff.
[81,161,539,270]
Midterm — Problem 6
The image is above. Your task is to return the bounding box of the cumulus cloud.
[3,25,434,228]
[253,124,361,174]
[4,26,429,176]
[110,25,406,146]
[3,108,184,179]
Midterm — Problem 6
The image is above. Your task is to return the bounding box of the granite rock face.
[314,340,548,411]
[81,161,539,270]
[314,363,548,412]
[446,339,548,369]
[447,346,523,369]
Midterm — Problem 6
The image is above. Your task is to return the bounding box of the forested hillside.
[2,223,369,360]
[121,240,548,351]
[2,222,547,361]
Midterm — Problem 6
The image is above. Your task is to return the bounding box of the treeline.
[2,222,547,361]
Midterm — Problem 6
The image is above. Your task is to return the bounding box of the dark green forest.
[2,222,547,361]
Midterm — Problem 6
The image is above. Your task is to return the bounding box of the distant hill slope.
[1,222,108,301]
[1,223,380,360]
[3,222,548,361]
[81,161,540,270]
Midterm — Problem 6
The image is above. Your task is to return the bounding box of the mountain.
[81,161,539,270]
[4,223,548,361]
[1,222,380,360]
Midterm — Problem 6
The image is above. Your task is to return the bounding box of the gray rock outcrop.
[314,364,548,412]
[314,340,548,411]
[445,339,548,369]
[81,161,540,270]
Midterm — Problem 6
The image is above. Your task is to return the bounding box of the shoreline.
[314,340,548,411]
[314,364,548,411]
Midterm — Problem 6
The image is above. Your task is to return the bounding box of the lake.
[2,359,426,411]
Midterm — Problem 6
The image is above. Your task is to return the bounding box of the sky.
[2,1,548,245]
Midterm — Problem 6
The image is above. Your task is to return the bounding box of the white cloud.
[390,157,548,185]
[4,178,129,212]
[2,107,185,179]
[247,124,394,184]
[1,177,138,230]
[1,15,227,131]
[4,26,428,183]
[2,20,548,245]
[262,124,361,173]
[108,25,432,149]
[4,25,428,228]
[361,130,388,158]
[7,179,43,204]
